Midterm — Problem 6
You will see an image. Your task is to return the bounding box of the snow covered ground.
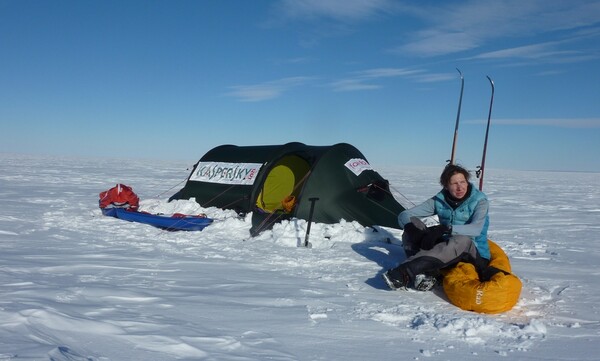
[1,153,599,360]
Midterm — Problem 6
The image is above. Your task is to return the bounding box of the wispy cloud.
[281,57,313,64]
[466,118,600,128]
[329,67,424,92]
[396,31,480,57]
[275,0,396,22]
[227,77,313,102]
[227,67,446,99]
[467,34,600,64]
[271,0,600,65]
[413,72,457,83]
[266,0,399,46]
[535,70,565,76]
[354,68,423,78]
[329,67,456,91]
[471,42,563,60]
[329,79,381,92]
[395,0,600,60]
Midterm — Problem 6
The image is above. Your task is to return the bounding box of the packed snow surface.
[1,154,599,360]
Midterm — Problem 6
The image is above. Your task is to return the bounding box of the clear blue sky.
[1,0,599,172]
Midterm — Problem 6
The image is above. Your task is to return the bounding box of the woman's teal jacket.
[398,184,490,260]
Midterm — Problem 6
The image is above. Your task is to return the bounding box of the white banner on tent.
[344,158,373,176]
[190,161,263,185]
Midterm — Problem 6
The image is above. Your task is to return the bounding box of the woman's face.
[446,173,469,199]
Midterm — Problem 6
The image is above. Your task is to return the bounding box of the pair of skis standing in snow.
[383,70,496,291]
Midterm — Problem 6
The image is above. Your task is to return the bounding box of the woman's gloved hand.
[421,224,451,250]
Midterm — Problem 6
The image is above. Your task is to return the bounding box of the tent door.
[255,155,310,213]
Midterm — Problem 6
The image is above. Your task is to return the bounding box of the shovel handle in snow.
[304,197,319,248]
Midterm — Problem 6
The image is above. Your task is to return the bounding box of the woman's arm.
[398,198,436,228]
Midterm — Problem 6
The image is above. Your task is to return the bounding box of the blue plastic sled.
[102,207,213,231]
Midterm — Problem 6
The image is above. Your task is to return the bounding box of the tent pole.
[304,197,319,248]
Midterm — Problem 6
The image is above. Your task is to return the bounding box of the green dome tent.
[170,142,405,235]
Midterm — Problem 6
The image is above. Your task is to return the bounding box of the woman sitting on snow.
[383,163,491,291]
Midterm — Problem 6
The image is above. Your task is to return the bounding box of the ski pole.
[450,68,464,165]
[304,197,319,248]
[477,76,495,191]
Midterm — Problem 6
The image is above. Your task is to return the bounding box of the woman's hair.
[440,163,471,187]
